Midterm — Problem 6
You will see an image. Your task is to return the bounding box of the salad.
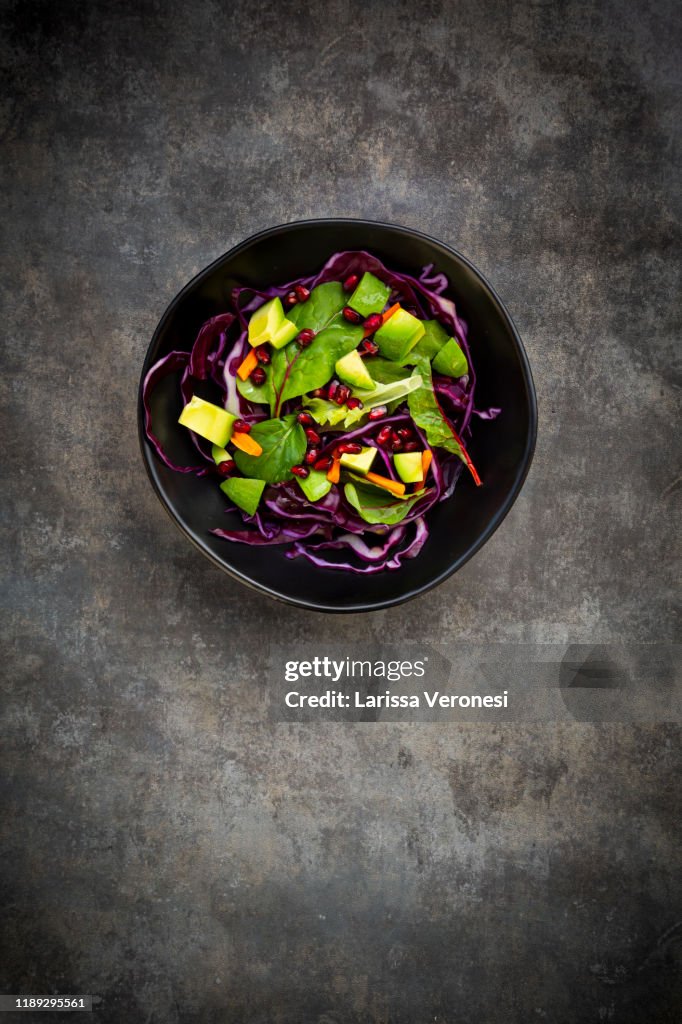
[143,251,499,574]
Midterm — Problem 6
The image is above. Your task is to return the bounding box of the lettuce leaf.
[305,374,423,428]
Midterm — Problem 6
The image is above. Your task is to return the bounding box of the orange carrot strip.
[236,349,259,381]
[231,432,262,456]
[421,449,433,482]
[365,472,406,497]
[326,457,341,484]
[362,302,401,337]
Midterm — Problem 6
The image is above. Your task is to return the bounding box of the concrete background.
[1,0,680,1021]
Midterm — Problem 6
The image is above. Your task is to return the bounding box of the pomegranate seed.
[305,448,320,465]
[311,387,328,399]
[343,274,359,291]
[304,427,321,446]
[314,456,332,472]
[297,411,314,426]
[363,313,382,333]
[284,291,298,307]
[376,425,393,446]
[297,328,316,347]
[403,440,420,452]
[336,442,362,455]
[397,427,413,441]
[334,384,351,405]
[390,432,403,451]
[255,346,271,364]
[233,419,251,433]
[346,397,363,410]
[294,284,310,302]
[368,405,387,421]
[291,464,309,478]
[342,306,362,324]
[250,367,266,385]
[360,339,379,357]
[327,380,340,402]
[217,458,236,476]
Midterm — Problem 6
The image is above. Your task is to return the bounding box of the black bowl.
[138,219,537,612]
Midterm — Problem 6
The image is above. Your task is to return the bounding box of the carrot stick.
[231,432,262,456]
[326,457,341,484]
[421,449,433,482]
[381,302,400,324]
[363,302,401,338]
[365,472,406,497]
[236,348,259,381]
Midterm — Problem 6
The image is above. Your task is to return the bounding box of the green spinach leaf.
[270,315,363,415]
[347,474,427,502]
[287,282,346,331]
[236,283,352,415]
[232,415,306,483]
[296,469,332,502]
[344,481,425,525]
[237,366,274,407]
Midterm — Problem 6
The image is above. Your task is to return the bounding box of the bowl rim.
[138,217,538,613]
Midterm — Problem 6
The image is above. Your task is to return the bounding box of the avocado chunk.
[296,469,332,502]
[339,446,377,475]
[374,309,425,362]
[348,272,391,317]
[248,296,298,349]
[220,476,266,516]
[432,337,468,378]
[179,396,236,447]
[249,297,284,347]
[269,316,299,349]
[406,320,451,362]
[211,443,232,464]
[394,451,424,484]
[335,349,374,390]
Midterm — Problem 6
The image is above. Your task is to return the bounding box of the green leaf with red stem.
[408,356,482,485]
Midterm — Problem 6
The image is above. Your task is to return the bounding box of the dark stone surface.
[1,0,680,1021]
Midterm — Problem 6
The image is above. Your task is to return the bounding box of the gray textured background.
[1,0,680,1021]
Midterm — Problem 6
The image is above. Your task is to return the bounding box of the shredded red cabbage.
[286,518,429,575]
